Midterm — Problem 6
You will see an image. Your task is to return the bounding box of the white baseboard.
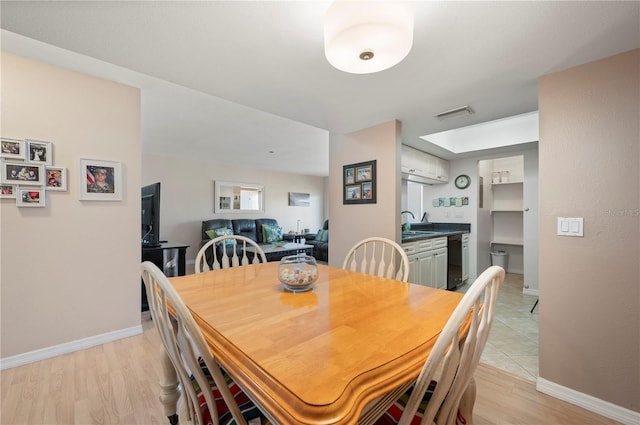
[0,325,143,371]
[523,287,539,296]
[537,377,640,425]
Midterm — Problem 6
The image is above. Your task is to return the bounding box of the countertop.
[401,223,471,243]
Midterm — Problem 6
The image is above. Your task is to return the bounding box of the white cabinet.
[462,234,470,283]
[401,145,449,184]
[403,237,448,288]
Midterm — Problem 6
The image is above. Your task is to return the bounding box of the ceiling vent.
[434,105,474,120]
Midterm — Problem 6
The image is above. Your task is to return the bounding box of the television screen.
[141,182,161,247]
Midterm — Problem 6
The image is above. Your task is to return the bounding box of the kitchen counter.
[402,223,471,242]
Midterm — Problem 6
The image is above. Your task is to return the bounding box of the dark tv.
[141,182,161,248]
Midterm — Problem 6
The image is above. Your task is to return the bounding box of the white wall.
[538,49,639,415]
[1,53,141,361]
[328,121,402,266]
[143,154,326,271]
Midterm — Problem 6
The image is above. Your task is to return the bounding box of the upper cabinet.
[401,145,449,184]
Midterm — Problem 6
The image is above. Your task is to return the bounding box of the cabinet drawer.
[432,237,447,249]
[415,239,433,252]
[402,242,416,255]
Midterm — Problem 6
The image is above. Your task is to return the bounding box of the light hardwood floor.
[1,315,621,425]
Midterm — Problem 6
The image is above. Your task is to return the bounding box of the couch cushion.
[202,219,233,240]
[232,219,258,242]
[255,219,279,244]
[262,224,283,243]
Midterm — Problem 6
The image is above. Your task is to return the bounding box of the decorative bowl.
[279,254,318,292]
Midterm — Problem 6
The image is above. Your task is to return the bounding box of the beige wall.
[538,49,639,411]
[0,53,141,358]
[143,154,326,269]
[328,120,402,266]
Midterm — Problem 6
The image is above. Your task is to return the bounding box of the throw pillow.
[205,229,217,239]
[262,224,283,243]
[315,229,326,241]
[321,230,329,242]
[212,227,234,246]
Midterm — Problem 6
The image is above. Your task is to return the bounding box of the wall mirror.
[214,180,265,213]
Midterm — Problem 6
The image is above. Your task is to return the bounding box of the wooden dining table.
[160,262,472,425]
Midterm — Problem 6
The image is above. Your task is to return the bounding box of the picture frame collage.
[343,159,376,205]
[0,137,67,208]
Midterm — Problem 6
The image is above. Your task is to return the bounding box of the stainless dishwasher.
[447,234,463,290]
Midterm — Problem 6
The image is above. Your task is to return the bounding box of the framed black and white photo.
[1,138,25,161]
[79,158,122,201]
[45,166,67,191]
[26,139,53,165]
[16,187,46,207]
[0,184,16,199]
[1,161,45,186]
[288,192,310,207]
[343,159,376,204]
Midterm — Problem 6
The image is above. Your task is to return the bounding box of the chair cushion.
[262,224,283,243]
[374,380,467,425]
[191,358,262,425]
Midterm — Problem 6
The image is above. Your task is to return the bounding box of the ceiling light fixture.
[434,105,475,120]
[324,2,414,74]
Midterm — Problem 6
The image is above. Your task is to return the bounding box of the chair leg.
[530,298,539,313]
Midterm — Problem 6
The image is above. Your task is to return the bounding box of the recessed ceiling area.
[421,111,539,155]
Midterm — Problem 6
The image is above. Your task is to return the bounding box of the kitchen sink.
[401,230,442,238]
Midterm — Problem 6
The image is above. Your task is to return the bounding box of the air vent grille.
[435,105,474,120]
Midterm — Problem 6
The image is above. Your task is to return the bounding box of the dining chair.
[343,237,410,282]
[360,265,506,425]
[141,261,265,425]
[195,235,267,273]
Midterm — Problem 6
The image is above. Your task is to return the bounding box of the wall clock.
[454,174,471,189]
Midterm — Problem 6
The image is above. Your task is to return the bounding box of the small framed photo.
[1,161,45,186]
[1,138,25,161]
[345,185,361,200]
[0,184,16,199]
[343,160,376,204]
[45,166,67,191]
[26,139,53,165]
[345,167,355,185]
[16,186,46,207]
[79,158,122,201]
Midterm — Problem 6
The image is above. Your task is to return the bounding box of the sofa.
[306,220,329,262]
[201,218,279,247]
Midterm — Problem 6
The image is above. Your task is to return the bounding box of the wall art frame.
[79,158,122,201]
[16,186,46,208]
[45,166,67,191]
[0,161,45,186]
[26,139,53,165]
[288,192,310,207]
[1,137,25,161]
[343,159,376,204]
[0,184,16,199]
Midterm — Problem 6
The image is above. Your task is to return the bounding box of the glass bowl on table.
[279,254,318,292]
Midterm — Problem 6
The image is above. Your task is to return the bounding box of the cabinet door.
[433,248,448,290]
[462,242,469,282]
[407,255,418,284]
[417,254,434,287]
[436,157,449,182]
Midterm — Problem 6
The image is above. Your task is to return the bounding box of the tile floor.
[456,273,539,381]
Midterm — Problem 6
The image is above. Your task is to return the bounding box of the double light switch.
[557,217,584,237]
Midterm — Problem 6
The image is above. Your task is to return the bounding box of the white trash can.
[491,251,509,270]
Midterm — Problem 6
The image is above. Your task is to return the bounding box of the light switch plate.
[557,217,584,237]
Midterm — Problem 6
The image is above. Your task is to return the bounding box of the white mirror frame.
[214,180,265,214]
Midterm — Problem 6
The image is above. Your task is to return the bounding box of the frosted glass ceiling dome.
[324,2,414,74]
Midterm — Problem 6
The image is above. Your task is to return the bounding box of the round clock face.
[455,174,471,189]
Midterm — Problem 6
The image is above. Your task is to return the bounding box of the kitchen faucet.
[401,211,415,232]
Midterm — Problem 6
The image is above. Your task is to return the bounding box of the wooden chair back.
[195,235,267,273]
[343,237,410,282]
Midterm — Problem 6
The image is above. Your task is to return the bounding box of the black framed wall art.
[343,159,376,204]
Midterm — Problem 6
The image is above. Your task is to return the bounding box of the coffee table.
[248,242,313,262]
